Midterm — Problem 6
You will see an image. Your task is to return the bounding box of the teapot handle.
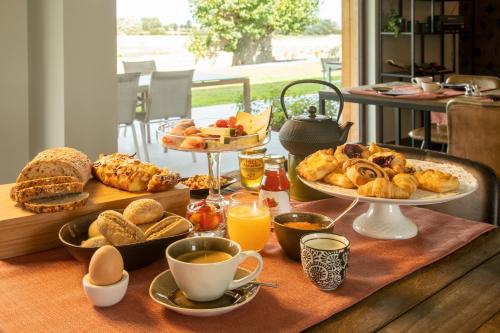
[279,79,344,121]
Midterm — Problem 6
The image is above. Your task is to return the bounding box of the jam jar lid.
[264,154,286,164]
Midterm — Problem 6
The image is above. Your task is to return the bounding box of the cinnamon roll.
[334,144,370,163]
[343,159,388,187]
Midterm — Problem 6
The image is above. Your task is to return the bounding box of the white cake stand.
[299,159,478,240]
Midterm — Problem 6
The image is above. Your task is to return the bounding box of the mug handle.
[411,78,417,84]
[227,251,263,290]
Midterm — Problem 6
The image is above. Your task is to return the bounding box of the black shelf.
[378,0,474,81]
[380,31,471,36]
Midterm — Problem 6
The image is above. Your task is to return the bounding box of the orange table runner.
[0,198,495,333]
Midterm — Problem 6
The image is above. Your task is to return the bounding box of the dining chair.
[447,99,500,176]
[122,60,157,127]
[122,60,156,75]
[408,75,500,149]
[320,58,342,85]
[380,143,498,225]
[136,70,196,162]
[117,72,142,159]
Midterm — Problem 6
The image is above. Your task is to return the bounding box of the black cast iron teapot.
[278,79,353,156]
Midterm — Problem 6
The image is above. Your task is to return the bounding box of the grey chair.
[381,144,499,225]
[117,73,141,159]
[321,58,342,85]
[136,70,196,162]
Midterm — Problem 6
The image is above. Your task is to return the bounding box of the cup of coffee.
[411,76,433,88]
[166,237,263,301]
[300,233,350,290]
[421,81,443,93]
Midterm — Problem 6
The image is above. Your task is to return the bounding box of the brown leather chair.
[408,75,500,148]
[380,144,499,225]
[446,74,500,90]
[447,99,500,176]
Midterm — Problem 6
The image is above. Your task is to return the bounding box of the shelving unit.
[376,0,474,147]
[378,0,475,82]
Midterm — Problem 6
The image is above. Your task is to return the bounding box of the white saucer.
[149,267,260,317]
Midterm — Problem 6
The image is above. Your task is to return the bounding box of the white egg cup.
[82,270,129,307]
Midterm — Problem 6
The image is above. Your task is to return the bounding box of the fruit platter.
[157,109,272,206]
[159,110,271,153]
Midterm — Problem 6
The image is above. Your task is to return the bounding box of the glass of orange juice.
[227,191,271,251]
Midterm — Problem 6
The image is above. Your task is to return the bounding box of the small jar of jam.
[259,155,291,216]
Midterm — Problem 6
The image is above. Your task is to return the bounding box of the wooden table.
[139,72,252,113]
[318,82,500,148]
[221,174,500,332]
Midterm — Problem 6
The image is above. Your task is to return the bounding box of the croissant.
[343,159,388,187]
[357,178,411,199]
[393,173,418,195]
[414,169,459,193]
[334,144,370,163]
[296,149,338,181]
[323,172,356,189]
[368,152,406,176]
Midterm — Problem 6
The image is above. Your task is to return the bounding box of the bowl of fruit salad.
[158,109,272,153]
[186,200,225,237]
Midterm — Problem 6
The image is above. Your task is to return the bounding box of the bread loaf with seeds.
[16,147,92,184]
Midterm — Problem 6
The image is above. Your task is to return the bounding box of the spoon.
[325,197,359,229]
[248,281,278,288]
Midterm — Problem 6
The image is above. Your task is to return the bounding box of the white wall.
[0,0,30,183]
[28,0,65,154]
[63,0,117,159]
[0,0,117,183]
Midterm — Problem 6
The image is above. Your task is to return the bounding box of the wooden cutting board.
[0,180,190,259]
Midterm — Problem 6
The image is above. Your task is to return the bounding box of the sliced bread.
[16,147,92,184]
[23,192,89,214]
[10,176,80,201]
[14,182,84,204]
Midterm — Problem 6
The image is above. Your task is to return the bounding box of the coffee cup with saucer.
[411,76,433,88]
[421,81,443,93]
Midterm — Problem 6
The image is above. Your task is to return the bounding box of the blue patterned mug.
[300,233,350,290]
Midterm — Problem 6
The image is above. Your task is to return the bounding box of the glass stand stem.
[206,152,225,205]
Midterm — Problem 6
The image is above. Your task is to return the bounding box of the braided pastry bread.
[415,169,459,193]
[92,153,180,192]
[296,149,338,181]
[357,178,411,199]
[343,159,388,187]
[334,144,370,163]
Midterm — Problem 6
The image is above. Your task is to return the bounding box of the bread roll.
[123,199,164,225]
[97,210,145,245]
[16,147,92,184]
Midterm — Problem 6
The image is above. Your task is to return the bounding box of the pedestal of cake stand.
[352,203,418,240]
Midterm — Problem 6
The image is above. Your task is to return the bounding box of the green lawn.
[192,74,341,108]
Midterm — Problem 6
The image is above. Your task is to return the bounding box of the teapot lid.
[293,106,332,122]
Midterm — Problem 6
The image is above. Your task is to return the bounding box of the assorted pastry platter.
[180,175,237,196]
[297,143,478,239]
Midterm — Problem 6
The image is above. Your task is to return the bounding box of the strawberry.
[236,124,245,136]
[215,119,228,128]
[228,116,237,128]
